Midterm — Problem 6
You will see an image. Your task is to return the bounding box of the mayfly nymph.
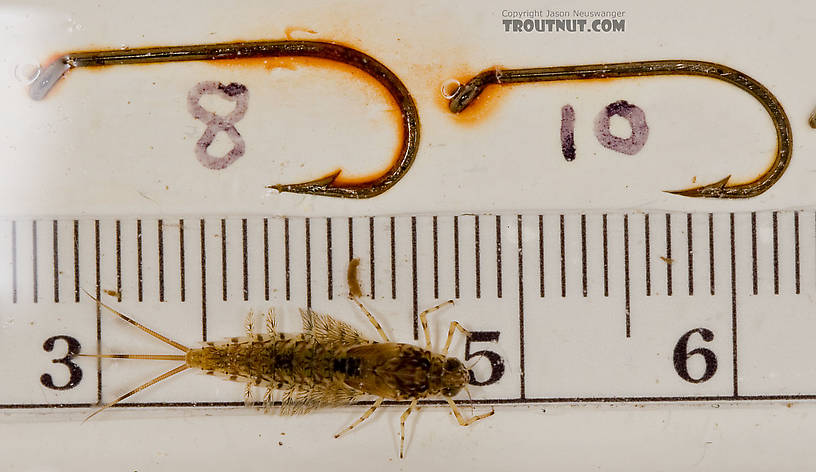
[78,262,494,458]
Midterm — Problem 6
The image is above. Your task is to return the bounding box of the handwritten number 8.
[41,335,83,390]
[187,81,249,170]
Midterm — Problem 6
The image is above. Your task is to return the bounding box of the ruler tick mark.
[709,213,715,296]
[411,216,418,340]
[795,211,800,295]
[773,211,779,295]
[580,214,587,297]
[665,213,672,297]
[454,215,460,299]
[539,215,545,298]
[348,217,354,262]
[305,217,311,308]
[326,218,333,300]
[221,218,227,302]
[200,219,207,342]
[158,219,165,302]
[433,216,439,299]
[284,217,290,301]
[263,218,269,301]
[644,214,651,297]
[475,215,481,299]
[730,212,738,397]
[137,219,143,302]
[496,215,503,299]
[242,218,248,302]
[369,217,375,299]
[517,214,525,399]
[73,220,80,303]
[94,221,100,290]
[74,220,80,303]
[602,214,609,297]
[560,214,566,298]
[95,219,101,404]
[390,216,396,299]
[751,211,758,295]
[624,214,631,338]
[115,220,121,302]
[179,219,185,303]
[52,220,59,303]
[687,213,693,296]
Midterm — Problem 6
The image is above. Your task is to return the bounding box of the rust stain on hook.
[447,60,792,198]
[437,66,511,126]
[210,55,404,184]
[30,40,420,199]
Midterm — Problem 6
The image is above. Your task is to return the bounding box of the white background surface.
[1,0,814,216]
[2,0,816,471]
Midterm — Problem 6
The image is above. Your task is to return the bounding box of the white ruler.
[3,210,815,411]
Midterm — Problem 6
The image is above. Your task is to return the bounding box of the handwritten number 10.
[561,100,649,160]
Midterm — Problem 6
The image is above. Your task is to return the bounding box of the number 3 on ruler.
[673,328,718,384]
[41,335,82,390]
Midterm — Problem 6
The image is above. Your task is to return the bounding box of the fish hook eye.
[30,40,420,199]
[441,78,461,100]
[447,70,497,114]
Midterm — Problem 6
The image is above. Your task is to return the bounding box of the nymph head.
[439,356,469,397]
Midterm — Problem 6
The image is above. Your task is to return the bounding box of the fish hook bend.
[448,60,791,198]
[30,40,420,199]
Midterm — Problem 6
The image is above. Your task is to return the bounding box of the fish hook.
[30,40,420,199]
[448,60,791,198]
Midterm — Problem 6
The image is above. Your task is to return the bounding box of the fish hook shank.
[448,60,792,199]
[30,40,420,199]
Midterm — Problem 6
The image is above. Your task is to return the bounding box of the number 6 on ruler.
[673,328,718,383]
